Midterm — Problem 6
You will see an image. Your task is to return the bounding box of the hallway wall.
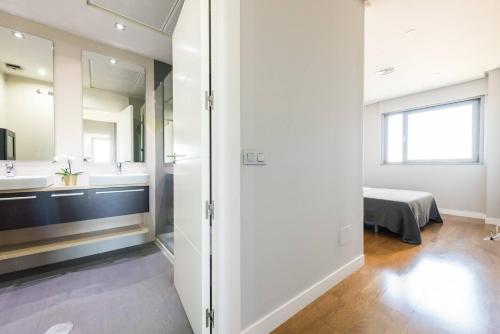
[240,0,365,331]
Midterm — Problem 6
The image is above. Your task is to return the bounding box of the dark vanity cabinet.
[87,187,149,220]
[0,192,49,230]
[46,190,90,224]
[0,186,149,231]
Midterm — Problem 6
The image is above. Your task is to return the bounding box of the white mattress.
[363,187,433,204]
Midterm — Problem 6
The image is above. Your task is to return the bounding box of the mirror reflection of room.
[0,26,54,161]
[163,69,174,164]
[82,51,146,164]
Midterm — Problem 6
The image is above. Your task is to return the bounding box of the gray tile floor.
[0,243,193,334]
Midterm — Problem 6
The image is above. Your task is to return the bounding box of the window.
[383,99,482,164]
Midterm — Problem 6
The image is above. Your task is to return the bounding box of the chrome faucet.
[5,161,15,177]
[116,161,129,174]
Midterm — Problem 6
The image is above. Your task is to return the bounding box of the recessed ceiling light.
[109,58,117,65]
[38,68,47,76]
[114,22,126,31]
[376,67,396,76]
[11,31,25,39]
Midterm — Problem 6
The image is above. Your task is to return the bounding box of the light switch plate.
[242,149,266,165]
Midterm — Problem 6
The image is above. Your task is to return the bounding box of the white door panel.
[116,105,133,162]
[175,224,203,334]
[173,0,211,332]
[175,158,203,252]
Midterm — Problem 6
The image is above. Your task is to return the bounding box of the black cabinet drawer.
[0,186,149,231]
[0,192,48,231]
[88,186,149,219]
[47,190,90,224]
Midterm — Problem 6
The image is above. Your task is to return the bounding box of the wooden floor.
[273,215,500,334]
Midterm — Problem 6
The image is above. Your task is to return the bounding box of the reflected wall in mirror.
[82,51,145,164]
[0,26,54,161]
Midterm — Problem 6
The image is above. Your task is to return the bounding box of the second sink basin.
[0,175,54,191]
[89,173,149,186]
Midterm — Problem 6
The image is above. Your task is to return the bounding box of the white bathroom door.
[173,0,212,333]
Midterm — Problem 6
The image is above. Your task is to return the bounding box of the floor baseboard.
[485,217,500,226]
[241,254,365,334]
[439,208,486,220]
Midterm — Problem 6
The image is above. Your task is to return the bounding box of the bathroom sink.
[0,175,54,191]
[89,173,150,186]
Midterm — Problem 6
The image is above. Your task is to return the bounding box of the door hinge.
[205,90,214,110]
[205,200,215,220]
[206,308,215,328]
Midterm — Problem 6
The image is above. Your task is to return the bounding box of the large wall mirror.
[0,26,54,161]
[82,51,146,164]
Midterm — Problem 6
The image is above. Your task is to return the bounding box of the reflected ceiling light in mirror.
[376,67,396,76]
[405,29,417,36]
[38,68,47,76]
[109,58,117,65]
[11,31,25,39]
[114,22,126,31]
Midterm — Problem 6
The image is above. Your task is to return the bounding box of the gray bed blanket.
[363,187,443,244]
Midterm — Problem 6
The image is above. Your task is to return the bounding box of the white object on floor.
[44,322,74,334]
[484,225,500,241]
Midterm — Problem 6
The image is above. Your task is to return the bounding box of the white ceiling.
[4,0,497,104]
[88,0,183,35]
[0,0,182,63]
[0,25,53,82]
[82,51,145,98]
[365,0,500,104]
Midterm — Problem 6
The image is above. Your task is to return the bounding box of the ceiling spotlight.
[109,58,117,65]
[114,22,126,31]
[376,67,396,76]
[38,68,47,76]
[12,31,25,39]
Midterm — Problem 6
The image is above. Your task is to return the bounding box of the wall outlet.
[340,225,352,246]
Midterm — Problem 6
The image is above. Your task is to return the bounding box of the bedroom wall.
[485,69,500,224]
[363,79,488,216]
[240,0,365,332]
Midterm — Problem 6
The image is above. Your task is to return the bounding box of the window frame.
[382,98,483,165]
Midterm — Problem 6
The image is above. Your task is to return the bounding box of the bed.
[363,187,443,244]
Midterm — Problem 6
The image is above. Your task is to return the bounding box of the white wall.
[240,0,364,331]
[364,79,488,215]
[4,75,54,160]
[485,69,500,223]
[0,10,157,273]
[0,69,6,125]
